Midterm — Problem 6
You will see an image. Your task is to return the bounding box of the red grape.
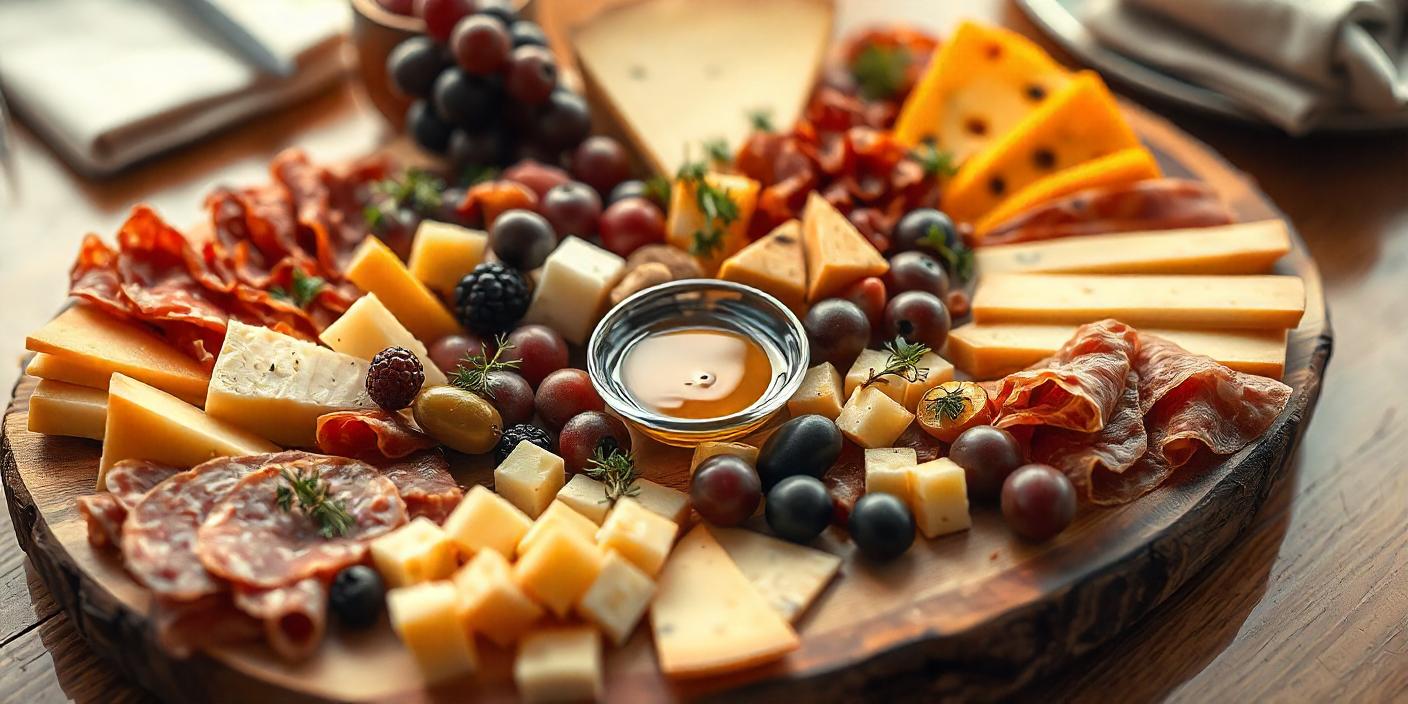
[535,369,604,429]
[429,333,490,375]
[451,15,511,75]
[599,197,665,257]
[504,159,570,199]
[505,45,557,104]
[541,181,602,239]
[948,425,1024,500]
[386,36,445,99]
[885,251,950,298]
[1001,464,1077,541]
[803,298,871,370]
[838,276,886,329]
[883,290,951,349]
[558,411,632,473]
[572,137,633,197]
[691,455,762,526]
[415,0,473,42]
[503,324,568,387]
[483,370,535,426]
[534,90,591,151]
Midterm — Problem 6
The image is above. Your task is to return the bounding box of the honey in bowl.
[620,328,774,420]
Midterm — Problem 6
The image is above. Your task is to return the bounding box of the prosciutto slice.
[987,320,1139,433]
[1029,370,1150,505]
[316,409,437,461]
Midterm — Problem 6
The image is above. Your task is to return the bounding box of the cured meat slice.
[377,450,463,523]
[825,425,942,520]
[988,320,1139,433]
[316,409,437,461]
[1030,370,1150,505]
[197,455,405,589]
[78,460,182,548]
[233,578,328,662]
[122,452,305,600]
[153,594,261,659]
[980,179,1235,246]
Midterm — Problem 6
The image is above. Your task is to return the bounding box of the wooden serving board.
[1,104,1331,703]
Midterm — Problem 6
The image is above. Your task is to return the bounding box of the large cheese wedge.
[971,274,1305,330]
[28,379,107,441]
[319,293,447,386]
[344,236,462,343]
[99,373,278,489]
[894,21,1071,164]
[718,219,807,312]
[574,0,833,176]
[709,526,841,623]
[973,147,1162,237]
[943,72,1140,225]
[974,220,1292,276]
[650,524,799,678]
[205,321,374,447]
[802,192,888,301]
[945,323,1289,379]
[26,305,209,405]
[666,172,760,274]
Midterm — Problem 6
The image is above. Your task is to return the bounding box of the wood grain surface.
[0,1,1403,702]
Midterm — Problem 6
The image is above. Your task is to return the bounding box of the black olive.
[329,565,385,629]
[756,414,844,490]
[849,493,916,561]
[765,476,833,544]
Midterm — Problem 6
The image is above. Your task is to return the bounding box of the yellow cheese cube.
[835,386,914,449]
[864,447,917,501]
[344,235,462,343]
[514,627,603,704]
[494,441,566,518]
[319,293,447,386]
[522,236,625,345]
[845,349,906,405]
[576,551,656,646]
[911,458,971,539]
[28,379,107,441]
[718,219,807,312]
[454,549,544,647]
[514,527,604,618]
[555,474,611,524]
[787,362,844,420]
[407,220,488,296]
[388,581,477,683]
[632,478,691,526]
[802,192,888,302]
[596,497,678,577]
[689,441,759,474]
[666,172,761,274]
[519,500,599,557]
[442,485,533,558]
[370,517,458,588]
[902,352,957,411]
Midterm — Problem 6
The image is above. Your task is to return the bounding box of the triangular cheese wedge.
[802,192,888,302]
[650,524,799,678]
[895,21,1071,164]
[718,219,807,312]
[943,71,1141,225]
[974,147,1162,238]
[709,526,841,623]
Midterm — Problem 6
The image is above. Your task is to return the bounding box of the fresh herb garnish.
[675,159,740,258]
[911,140,957,179]
[276,467,354,539]
[270,268,326,309]
[363,168,445,227]
[923,224,975,283]
[462,164,500,186]
[703,138,732,166]
[861,336,933,390]
[643,175,672,207]
[450,334,520,398]
[849,43,911,101]
[586,448,640,504]
[925,384,970,422]
[747,107,775,133]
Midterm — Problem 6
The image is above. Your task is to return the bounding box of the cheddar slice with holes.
[944,72,1140,225]
[974,147,1162,238]
[802,192,888,301]
[719,219,807,312]
[894,21,1071,163]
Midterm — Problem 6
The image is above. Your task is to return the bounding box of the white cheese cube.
[835,386,915,449]
[845,349,908,404]
[902,352,956,410]
[911,458,971,538]
[388,581,477,683]
[407,221,487,296]
[495,441,567,518]
[454,549,544,647]
[556,474,611,524]
[523,236,626,345]
[514,627,603,704]
[864,447,917,501]
[787,363,844,420]
[370,517,457,588]
[519,500,599,557]
[596,497,678,577]
[689,441,759,474]
[632,478,691,525]
[576,551,656,646]
[514,527,604,618]
[442,485,533,558]
[319,293,448,387]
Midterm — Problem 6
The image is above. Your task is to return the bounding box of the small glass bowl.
[587,279,809,447]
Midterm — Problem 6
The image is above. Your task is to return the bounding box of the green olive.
[412,386,502,455]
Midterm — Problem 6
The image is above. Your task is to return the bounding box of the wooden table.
[2,2,1405,702]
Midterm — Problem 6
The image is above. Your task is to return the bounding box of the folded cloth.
[1080,0,1408,133]
[0,0,350,176]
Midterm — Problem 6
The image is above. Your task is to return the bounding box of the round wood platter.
[1,103,1332,703]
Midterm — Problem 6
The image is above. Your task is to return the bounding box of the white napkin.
[0,0,350,176]
[1079,0,1408,133]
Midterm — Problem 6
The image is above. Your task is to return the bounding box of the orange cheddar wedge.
[802,192,888,301]
[344,236,462,343]
[719,219,807,312]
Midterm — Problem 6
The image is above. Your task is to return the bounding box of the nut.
[610,263,674,305]
[625,244,704,280]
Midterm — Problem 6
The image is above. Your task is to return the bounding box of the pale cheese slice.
[26,352,113,392]
[719,219,808,312]
[802,192,888,301]
[319,293,447,386]
[28,379,108,441]
[650,524,799,677]
[709,526,841,623]
[974,220,1292,276]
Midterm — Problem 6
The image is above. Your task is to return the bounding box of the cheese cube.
[519,500,599,557]
[370,517,458,588]
[787,363,844,420]
[632,478,691,526]
[454,549,544,647]
[514,528,604,618]
[495,441,566,518]
[911,458,971,538]
[523,237,625,345]
[666,172,761,274]
[514,627,603,704]
[690,441,759,474]
[407,221,488,296]
[442,485,533,558]
[903,352,957,410]
[596,497,678,577]
[835,386,914,449]
[28,379,107,441]
[845,349,907,405]
[388,581,477,683]
[864,448,917,501]
[556,474,611,524]
[319,293,447,386]
[344,236,462,343]
[576,551,656,646]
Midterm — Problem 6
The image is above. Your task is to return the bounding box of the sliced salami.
[233,578,328,662]
[78,460,183,548]
[377,449,463,523]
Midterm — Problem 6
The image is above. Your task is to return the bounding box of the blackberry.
[494,423,554,463]
[367,346,424,410]
[454,262,531,335]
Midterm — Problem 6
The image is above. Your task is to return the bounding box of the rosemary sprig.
[849,43,911,101]
[270,268,326,309]
[676,159,740,258]
[276,467,354,539]
[703,138,732,166]
[910,140,957,179]
[586,448,640,504]
[923,223,975,283]
[861,336,933,390]
[450,335,521,399]
[925,384,971,423]
[747,107,775,133]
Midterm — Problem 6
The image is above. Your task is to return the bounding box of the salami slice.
[77,460,182,548]
[153,594,261,659]
[316,409,437,461]
[377,450,463,523]
[197,455,405,589]
[988,320,1139,434]
[233,578,328,662]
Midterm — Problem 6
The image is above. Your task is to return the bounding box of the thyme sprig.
[703,138,732,166]
[747,107,775,133]
[270,268,326,309]
[450,335,521,399]
[586,448,640,504]
[860,336,933,390]
[925,384,970,423]
[676,159,740,257]
[910,140,957,179]
[363,168,445,228]
[276,467,354,539]
[849,43,912,100]
[923,223,975,283]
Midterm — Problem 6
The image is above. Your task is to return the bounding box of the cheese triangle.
[710,526,841,623]
[802,192,889,302]
[718,219,807,312]
[974,147,1162,238]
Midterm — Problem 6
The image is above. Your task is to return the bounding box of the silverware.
[176,0,296,77]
